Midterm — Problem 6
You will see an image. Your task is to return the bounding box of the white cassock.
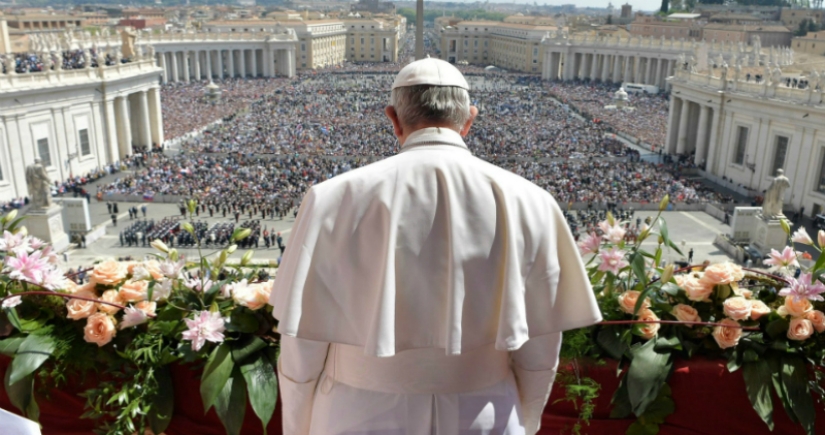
[271,127,602,435]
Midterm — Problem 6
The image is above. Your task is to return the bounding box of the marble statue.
[41,52,52,71]
[147,45,156,59]
[811,70,821,91]
[677,53,686,69]
[771,67,782,90]
[762,169,791,219]
[25,159,52,209]
[121,28,137,60]
[4,55,16,74]
[734,62,741,83]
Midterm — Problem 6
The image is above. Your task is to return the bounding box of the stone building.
[780,8,825,30]
[629,15,703,41]
[345,18,401,63]
[793,30,825,55]
[702,24,791,48]
[666,67,825,215]
[0,57,162,204]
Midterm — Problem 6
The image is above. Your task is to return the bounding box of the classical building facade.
[0,57,162,204]
[345,18,400,63]
[667,68,825,215]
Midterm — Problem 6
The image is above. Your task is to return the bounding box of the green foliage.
[554,369,601,435]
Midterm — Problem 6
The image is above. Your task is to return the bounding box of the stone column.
[158,53,168,84]
[694,105,710,166]
[665,97,680,154]
[205,50,212,80]
[590,53,599,80]
[623,55,631,83]
[228,49,235,78]
[601,54,610,81]
[148,87,164,147]
[676,99,690,154]
[612,54,621,83]
[250,49,258,78]
[182,52,190,83]
[634,55,641,82]
[170,52,179,83]
[115,96,132,158]
[103,98,119,163]
[705,110,722,174]
[654,58,663,88]
[217,50,225,79]
[646,57,654,85]
[193,51,201,81]
[239,49,247,78]
[666,60,675,91]
[137,90,151,148]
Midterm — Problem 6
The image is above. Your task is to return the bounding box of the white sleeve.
[510,332,562,435]
[278,335,330,435]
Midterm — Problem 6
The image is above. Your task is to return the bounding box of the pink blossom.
[159,260,185,279]
[577,232,601,255]
[599,221,626,244]
[2,295,22,309]
[119,306,149,329]
[791,228,813,245]
[763,247,799,274]
[40,245,59,265]
[779,273,825,302]
[598,247,628,275]
[5,250,49,284]
[184,276,214,293]
[38,267,67,291]
[181,311,226,351]
[0,231,30,255]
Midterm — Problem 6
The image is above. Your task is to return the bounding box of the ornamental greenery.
[0,201,279,435]
[558,196,825,435]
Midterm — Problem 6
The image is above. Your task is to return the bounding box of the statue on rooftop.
[762,169,790,219]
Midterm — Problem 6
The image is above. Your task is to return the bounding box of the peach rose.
[97,290,123,315]
[787,318,814,341]
[135,301,157,317]
[233,282,272,311]
[740,289,753,299]
[63,280,80,294]
[618,290,650,315]
[723,297,752,321]
[118,280,148,303]
[671,304,700,326]
[66,291,98,320]
[700,262,745,287]
[806,310,825,333]
[128,261,164,281]
[777,297,813,318]
[83,313,117,347]
[637,309,661,340]
[712,318,743,349]
[750,300,772,320]
[676,275,714,302]
[90,261,127,286]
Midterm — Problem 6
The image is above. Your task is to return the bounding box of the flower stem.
[0,291,157,318]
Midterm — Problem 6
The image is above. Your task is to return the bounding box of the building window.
[771,136,789,177]
[79,128,91,156]
[37,138,51,167]
[733,126,748,165]
[301,44,306,52]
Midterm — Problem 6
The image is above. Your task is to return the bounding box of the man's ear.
[460,106,479,137]
[385,106,404,138]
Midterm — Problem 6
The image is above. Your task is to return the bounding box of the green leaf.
[627,340,672,416]
[214,369,247,435]
[742,360,774,431]
[765,318,790,339]
[631,253,648,287]
[610,375,632,419]
[231,336,268,365]
[660,282,680,296]
[782,355,816,435]
[657,217,670,246]
[0,335,25,356]
[641,384,675,424]
[240,354,278,431]
[148,366,175,435]
[201,343,235,413]
[227,309,260,335]
[9,334,55,385]
[812,247,825,272]
[4,369,38,421]
[597,326,628,360]
[627,421,659,435]
[766,353,796,424]
[653,335,681,352]
[653,247,663,269]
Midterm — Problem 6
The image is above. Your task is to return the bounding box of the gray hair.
[390,85,471,129]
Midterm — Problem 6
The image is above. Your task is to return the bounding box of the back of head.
[391,57,471,130]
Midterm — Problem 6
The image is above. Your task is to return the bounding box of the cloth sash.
[322,343,510,395]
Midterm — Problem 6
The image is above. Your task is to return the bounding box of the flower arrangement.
[560,196,825,435]
[0,202,279,435]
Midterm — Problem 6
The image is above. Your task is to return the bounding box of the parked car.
[815,214,825,231]
[743,245,764,265]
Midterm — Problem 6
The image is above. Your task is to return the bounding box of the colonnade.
[156,47,295,84]
[666,96,718,167]
[544,51,676,89]
[105,87,164,159]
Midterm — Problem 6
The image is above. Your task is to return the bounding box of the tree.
[660,0,670,13]
[607,15,613,25]
[796,19,810,37]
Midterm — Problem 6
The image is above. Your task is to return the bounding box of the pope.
[271,57,603,435]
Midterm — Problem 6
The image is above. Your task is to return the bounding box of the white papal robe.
[271,127,602,435]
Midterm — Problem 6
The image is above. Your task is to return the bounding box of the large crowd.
[1,48,127,74]
[100,69,733,223]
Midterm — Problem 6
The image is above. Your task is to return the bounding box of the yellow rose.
[712,319,743,349]
[119,280,149,303]
[671,304,700,326]
[618,290,650,315]
[722,297,751,321]
[805,310,825,333]
[637,309,661,340]
[97,290,123,315]
[66,291,98,320]
[90,260,127,286]
[787,318,814,341]
[750,300,772,320]
[83,313,117,347]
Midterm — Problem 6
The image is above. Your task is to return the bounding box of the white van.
[622,83,659,94]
